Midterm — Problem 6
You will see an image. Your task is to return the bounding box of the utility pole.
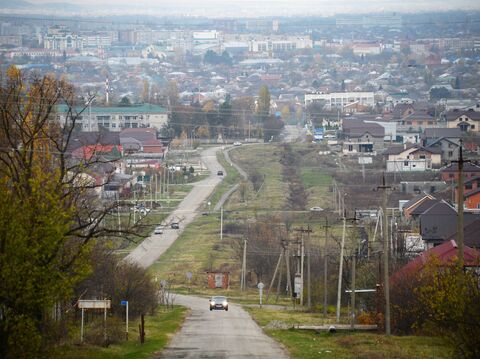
[336,212,347,323]
[323,218,331,318]
[266,247,284,303]
[241,238,247,291]
[452,141,468,266]
[285,244,292,299]
[220,206,223,241]
[293,227,313,307]
[349,212,360,330]
[377,174,392,336]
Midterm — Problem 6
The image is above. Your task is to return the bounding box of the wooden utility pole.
[377,174,392,336]
[323,218,331,318]
[266,248,284,303]
[453,141,468,266]
[336,212,347,323]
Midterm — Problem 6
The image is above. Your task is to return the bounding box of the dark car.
[217,170,224,176]
[170,222,180,229]
[209,296,228,311]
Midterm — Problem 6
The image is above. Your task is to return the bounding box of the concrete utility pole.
[349,213,360,330]
[453,141,468,266]
[377,174,392,336]
[336,212,347,323]
[220,206,224,241]
[240,238,247,291]
[323,218,331,318]
[293,227,313,307]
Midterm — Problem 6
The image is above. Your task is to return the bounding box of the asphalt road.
[158,295,290,359]
[125,146,225,268]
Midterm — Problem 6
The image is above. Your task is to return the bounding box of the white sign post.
[257,282,265,307]
[78,300,111,343]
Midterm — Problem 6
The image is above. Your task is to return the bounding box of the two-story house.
[340,119,385,155]
[445,109,480,133]
[422,128,461,162]
[384,144,442,172]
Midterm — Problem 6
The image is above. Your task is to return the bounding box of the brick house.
[440,162,480,182]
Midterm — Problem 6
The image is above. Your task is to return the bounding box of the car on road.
[310,206,324,212]
[154,226,163,235]
[170,222,180,229]
[233,141,242,146]
[217,170,224,176]
[209,296,228,311]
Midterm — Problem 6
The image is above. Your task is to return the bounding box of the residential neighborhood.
[1,3,480,359]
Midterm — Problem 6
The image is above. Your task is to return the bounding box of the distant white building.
[57,104,168,132]
[249,36,312,53]
[305,91,375,111]
[43,26,83,51]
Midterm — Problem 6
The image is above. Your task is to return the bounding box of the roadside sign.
[78,300,111,309]
[120,300,128,306]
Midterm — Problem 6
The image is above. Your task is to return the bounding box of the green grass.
[265,329,452,359]
[148,214,237,286]
[246,307,453,359]
[53,306,187,359]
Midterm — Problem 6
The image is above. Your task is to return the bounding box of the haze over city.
[4,0,480,17]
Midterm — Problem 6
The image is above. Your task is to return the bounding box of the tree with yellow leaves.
[0,67,136,358]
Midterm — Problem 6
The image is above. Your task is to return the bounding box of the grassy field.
[53,306,187,359]
[246,307,453,359]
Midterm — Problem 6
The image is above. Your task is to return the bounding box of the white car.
[154,226,163,235]
[233,141,242,146]
[310,206,324,212]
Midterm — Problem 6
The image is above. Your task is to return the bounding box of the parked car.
[217,170,224,176]
[170,222,180,229]
[310,206,324,212]
[154,226,163,235]
[132,205,151,215]
[233,141,242,146]
[209,296,228,311]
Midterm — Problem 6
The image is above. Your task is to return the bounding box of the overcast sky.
[20,0,480,17]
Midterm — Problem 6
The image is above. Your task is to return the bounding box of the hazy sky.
[19,0,480,17]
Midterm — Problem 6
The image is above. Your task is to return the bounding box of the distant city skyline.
[13,0,480,17]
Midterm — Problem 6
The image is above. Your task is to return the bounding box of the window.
[419,155,425,159]
[404,161,409,166]
[448,151,453,157]
[472,125,475,129]
[348,145,353,151]
[466,183,473,190]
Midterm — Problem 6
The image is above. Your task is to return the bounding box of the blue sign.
[120,300,128,306]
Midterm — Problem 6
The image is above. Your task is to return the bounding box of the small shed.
[206,271,230,289]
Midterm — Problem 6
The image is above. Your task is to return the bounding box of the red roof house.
[392,240,480,283]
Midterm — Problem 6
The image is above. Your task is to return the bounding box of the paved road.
[158,295,290,359]
[213,146,248,211]
[125,146,225,268]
